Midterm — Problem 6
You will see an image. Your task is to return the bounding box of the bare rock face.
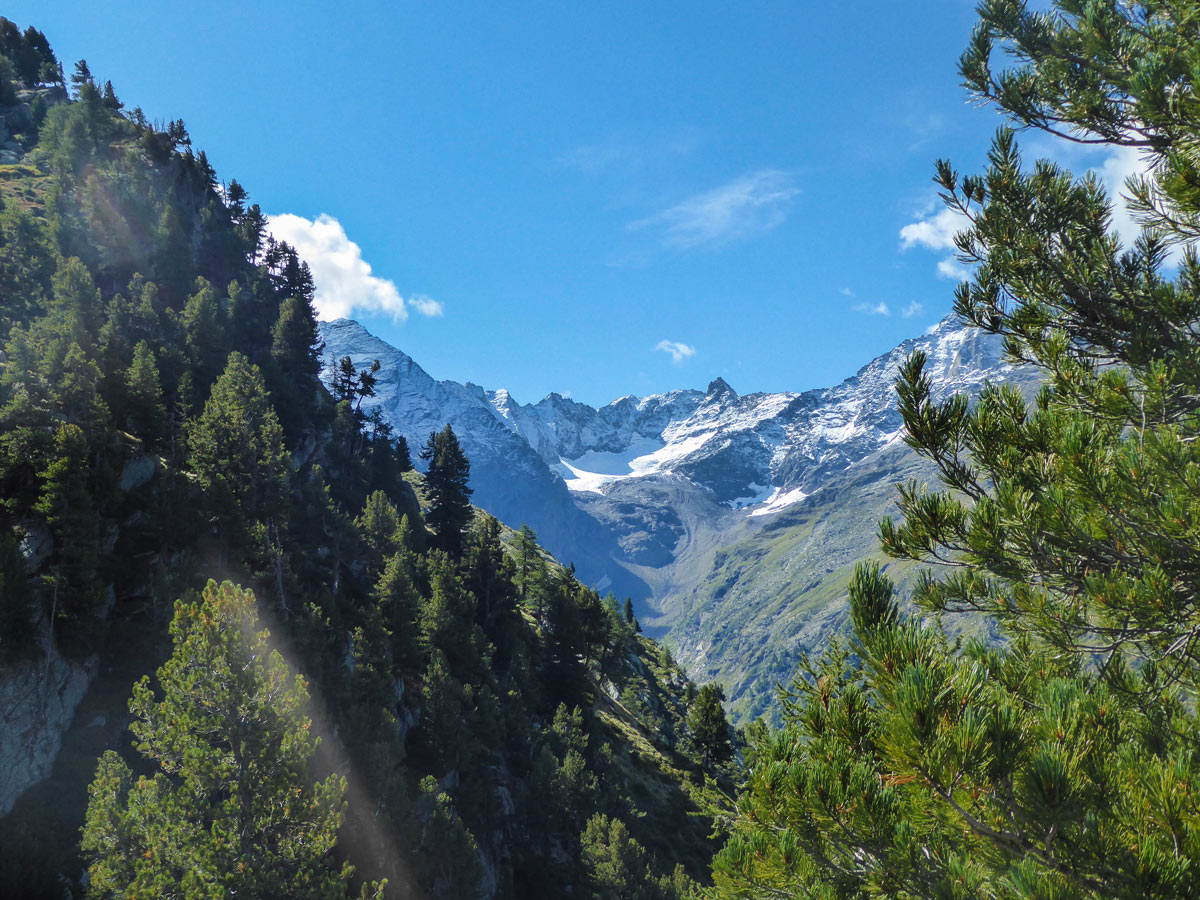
[0,620,97,817]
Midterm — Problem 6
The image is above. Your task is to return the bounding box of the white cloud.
[937,257,971,280]
[839,287,855,297]
[266,213,442,322]
[631,170,799,248]
[1093,144,1152,249]
[655,339,696,363]
[902,301,924,318]
[900,204,973,279]
[854,302,890,316]
[900,205,968,251]
[408,294,445,317]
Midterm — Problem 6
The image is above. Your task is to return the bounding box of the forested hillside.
[0,22,730,899]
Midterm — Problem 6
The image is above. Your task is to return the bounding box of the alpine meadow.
[0,3,1199,900]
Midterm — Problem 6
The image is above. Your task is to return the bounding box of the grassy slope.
[658,442,938,724]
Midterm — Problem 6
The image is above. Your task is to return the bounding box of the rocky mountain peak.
[705,377,737,400]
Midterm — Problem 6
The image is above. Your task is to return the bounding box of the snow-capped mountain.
[319,316,1028,719]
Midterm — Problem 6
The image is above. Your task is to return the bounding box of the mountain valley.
[322,316,1035,719]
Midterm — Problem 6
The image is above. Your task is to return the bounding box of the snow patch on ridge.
[729,483,772,509]
[555,433,724,493]
[748,486,810,517]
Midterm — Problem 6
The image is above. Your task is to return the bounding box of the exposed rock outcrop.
[0,619,97,817]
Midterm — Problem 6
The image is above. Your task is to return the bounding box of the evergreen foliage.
[419,424,473,556]
[188,351,288,528]
[81,580,375,899]
[686,684,732,768]
[711,3,1200,898]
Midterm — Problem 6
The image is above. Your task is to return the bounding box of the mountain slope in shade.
[317,319,648,600]
[319,317,1033,719]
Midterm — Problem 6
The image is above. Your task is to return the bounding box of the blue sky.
[9,2,1143,406]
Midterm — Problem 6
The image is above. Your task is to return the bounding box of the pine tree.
[419,425,472,556]
[49,256,102,351]
[711,3,1200,898]
[181,277,228,396]
[581,814,661,900]
[412,775,483,898]
[374,550,421,674]
[270,294,322,433]
[357,489,401,562]
[394,433,412,472]
[68,58,92,94]
[188,351,288,526]
[81,580,375,899]
[685,683,731,768]
[100,79,121,111]
[514,523,546,615]
[34,422,101,632]
[577,587,610,667]
[463,513,518,636]
[125,339,165,445]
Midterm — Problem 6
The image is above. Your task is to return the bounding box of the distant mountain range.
[320,317,1033,720]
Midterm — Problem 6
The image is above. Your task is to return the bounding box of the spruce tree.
[686,683,731,768]
[34,422,101,632]
[419,424,472,556]
[270,293,322,434]
[710,3,1200,899]
[125,339,165,445]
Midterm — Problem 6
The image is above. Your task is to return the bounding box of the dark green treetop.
[686,683,732,768]
[188,350,288,526]
[419,424,472,556]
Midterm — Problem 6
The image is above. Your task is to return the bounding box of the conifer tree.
[100,79,121,111]
[374,550,421,674]
[68,58,92,94]
[188,351,288,526]
[35,422,101,631]
[419,424,472,556]
[125,339,165,445]
[394,433,412,472]
[514,523,546,613]
[464,513,517,635]
[686,683,731,768]
[357,489,401,563]
[181,277,228,396]
[270,293,322,433]
[81,580,373,899]
[49,256,101,351]
[711,3,1200,898]
[581,814,660,900]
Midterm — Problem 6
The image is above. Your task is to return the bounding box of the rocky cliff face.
[320,317,1031,718]
[0,619,95,816]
